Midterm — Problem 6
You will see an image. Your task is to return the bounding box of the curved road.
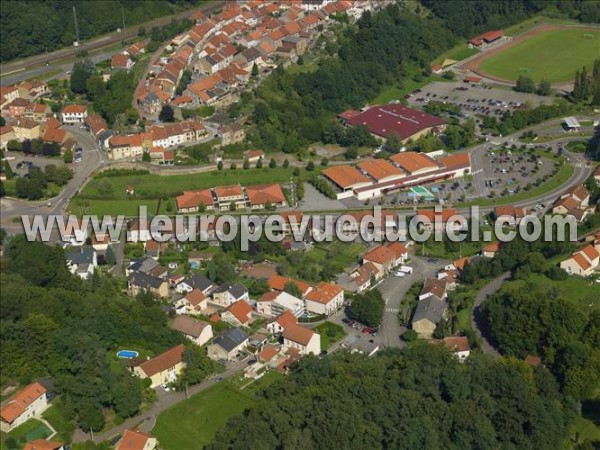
[471,272,511,359]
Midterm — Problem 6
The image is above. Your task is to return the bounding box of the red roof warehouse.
[339,105,447,143]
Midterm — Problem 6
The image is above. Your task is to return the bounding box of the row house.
[552,184,594,222]
[108,134,143,160]
[85,114,108,146]
[24,103,51,122]
[362,242,409,278]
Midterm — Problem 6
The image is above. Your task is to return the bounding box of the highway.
[0,1,225,86]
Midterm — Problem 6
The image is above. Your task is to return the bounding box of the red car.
[362,327,372,334]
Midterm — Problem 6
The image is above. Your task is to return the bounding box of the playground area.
[409,186,435,200]
[464,24,600,84]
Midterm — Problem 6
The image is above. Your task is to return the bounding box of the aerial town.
[0,1,600,449]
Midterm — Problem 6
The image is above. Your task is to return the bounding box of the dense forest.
[0,0,202,62]
[208,346,575,449]
[0,236,213,432]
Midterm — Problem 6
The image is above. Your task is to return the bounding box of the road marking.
[386,308,399,313]
[471,169,483,175]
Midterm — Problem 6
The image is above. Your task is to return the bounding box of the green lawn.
[434,43,479,64]
[314,321,346,351]
[42,401,76,443]
[153,380,263,449]
[480,28,600,83]
[372,72,454,105]
[0,419,52,450]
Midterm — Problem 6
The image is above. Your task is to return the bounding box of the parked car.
[160,383,170,392]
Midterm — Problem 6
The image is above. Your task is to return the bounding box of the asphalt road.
[0,1,225,86]
[377,256,448,347]
[471,272,511,359]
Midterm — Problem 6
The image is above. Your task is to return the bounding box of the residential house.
[24,102,51,121]
[207,328,249,361]
[246,183,287,209]
[132,344,185,388]
[144,239,165,259]
[24,440,65,450]
[0,125,15,150]
[176,189,215,213]
[266,311,298,334]
[128,272,169,298]
[304,282,344,316]
[174,289,208,315]
[66,247,98,280]
[175,274,216,295]
[170,316,213,346]
[442,336,471,361]
[112,54,134,71]
[560,243,600,277]
[268,274,312,297]
[221,300,254,326]
[411,295,447,339]
[552,184,593,222]
[244,149,264,163]
[61,104,88,123]
[211,283,249,307]
[12,118,41,141]
[128,218,152,242]
[494,205,528,227]
[126,256,161,277]
[481,242,501,258]
[282,324,321,355]
[419,278,448,301]
[215,184,246,210]
[256,291,305,318]
[218,123,244,145]
[0,383,48,432]
[362,242,408,278]
[62,218,88,246]
[116,429,156,450]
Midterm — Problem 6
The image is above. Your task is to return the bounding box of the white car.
[394,272,406,277]
[160,383,170,392]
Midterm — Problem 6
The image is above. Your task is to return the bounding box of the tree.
[70,61,92,94]
[297,55,304,65]
[283,281,302,298]
[306,160,315,171]
[63,148,73,164]
[269,158,276,168]
[243,159,250,170]
[321,157,329,166]
[251,63,259,77]
[592,59,600,105]
[230,162,237,170]
[442,70,455,80]
[515,74,535,93]
[142,152,151,162]
[111,377,142,418]
[159,105,175,123]
[229,201,236,211]
[350,290,384,328]
[105,245,116,266]
[217,160,223,171]
[283,159,289,168]
[536,79,551,96]
[3,160,14,179]
[256,158,263,169]
[386,132,402,152]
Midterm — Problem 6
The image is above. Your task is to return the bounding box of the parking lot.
[407,81,552,119]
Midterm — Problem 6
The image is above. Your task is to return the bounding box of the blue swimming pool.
[117,350,139,359]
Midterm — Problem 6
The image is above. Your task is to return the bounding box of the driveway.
[471,272,510,359]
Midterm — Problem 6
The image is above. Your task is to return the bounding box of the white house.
[211,283,249,307]
[560,243,600,277]
[442,336,471,362]
[266,311,298,334]
[173,289,208,315]
[282,325,321,355]
[66,247,98,280]
[304,282,344,316]
[116,429,157,450]
[61,104,88,123]
[256,291,305,318]
[0,383,48,432]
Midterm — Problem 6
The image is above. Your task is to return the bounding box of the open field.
[153,373,280,450]
[475,26,600,83]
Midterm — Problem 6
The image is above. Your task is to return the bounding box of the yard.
[42,400,75,443]
[314,321,346,351]
[152,372,281,450]
[0,419,52,450]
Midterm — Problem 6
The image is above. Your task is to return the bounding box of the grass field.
[153,373,281,450]
[314,321,346,351]
[480,28,600,83]
[0,419,52,450]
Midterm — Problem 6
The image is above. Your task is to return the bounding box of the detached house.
[61,104,88,123]
[442,336,471,361]
[268,275,312,298]
[362,242,408,278]
[116,429,156,450]
[174,289,208,315]
[282,325,320,355]
[304,282,344,316]
[175,274,215,295]
[221,300,254,326]
[411,296,447,339]
[0,383,48,432]
[266,311,298,334]
[211,283,249,307]
[128,272,169,298]
[560,242,600,277]
[256,291,305,318]
[132,344,185,388]
[66,247,98,280]
[112,53,134,71]
[208,328,249,361]
[552,184,593,222]
[419,278,448,301]
[170,316,213,346]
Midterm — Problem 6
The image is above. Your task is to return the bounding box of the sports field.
[479,28,600,83]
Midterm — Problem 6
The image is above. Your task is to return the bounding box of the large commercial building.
[322,151,471,200]
[338,104,447,144]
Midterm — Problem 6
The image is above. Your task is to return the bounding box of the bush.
[401,329,418,342]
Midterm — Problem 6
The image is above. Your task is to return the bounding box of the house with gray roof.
[175,274,216,295]
[411,296,447,339]
[207,328,249,361]
[211,283,249,307]
[66,247,97,280]
[128,271,169,298]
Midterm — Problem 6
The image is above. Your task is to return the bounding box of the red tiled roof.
[246,183,285,206]
[176,189,213,210]
[390,152,440,174]
[282,324,314,346]
[442,336,470,352]
[439,152,471,170]
[358,159,405,181]
[215,184,243,198]
[112,53,130,69]
[62,104,87,114]
[258,344,279,362]
[137,344,185,378]
[226,300,253,324]
[23,440,64,450]
[483,242,500,253]
[117,429,152,450]
[0,383,46,424]
[275,311,298,329]
[305,282,342,305]
[323,165,371,189]
[268,275,311,296]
